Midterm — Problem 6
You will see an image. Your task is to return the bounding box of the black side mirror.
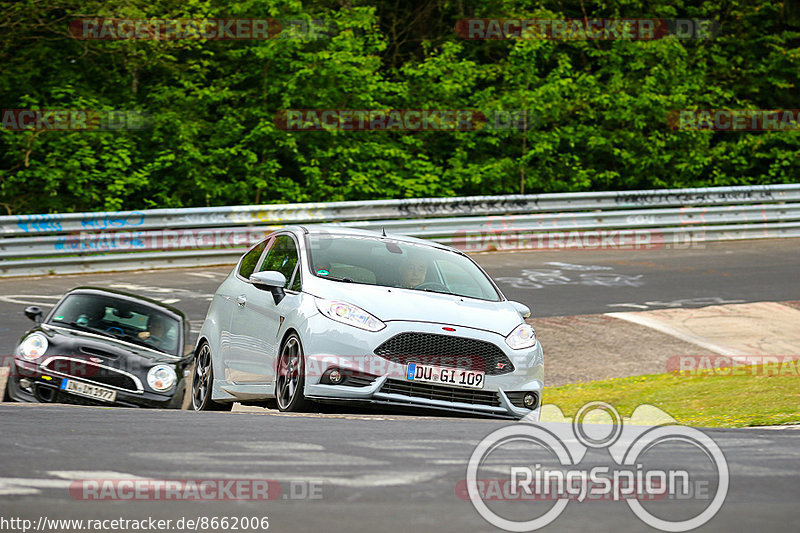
[24,306,43,323]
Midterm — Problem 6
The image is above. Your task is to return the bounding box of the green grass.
[543,363,800,428]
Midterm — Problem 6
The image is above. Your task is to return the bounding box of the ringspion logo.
[463,402,728,531]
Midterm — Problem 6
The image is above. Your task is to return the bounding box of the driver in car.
[400,255,428,289]
[142,315,170,350]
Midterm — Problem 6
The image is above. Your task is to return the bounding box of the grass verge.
[543,363,800,428]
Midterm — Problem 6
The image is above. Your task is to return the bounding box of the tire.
[191,343,233,412]
[2,377,13,403]
[276,333,309,412]
[166,379,187,410]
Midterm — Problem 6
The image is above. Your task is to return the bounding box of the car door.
[216,238,271,379]
[226,234,302,389]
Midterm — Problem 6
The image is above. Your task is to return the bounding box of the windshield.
[48,293,181,356]
[307,234,501,301]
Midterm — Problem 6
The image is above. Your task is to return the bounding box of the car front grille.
[380,379,501,407]
[374,332,514,375]
[42,357,142,393]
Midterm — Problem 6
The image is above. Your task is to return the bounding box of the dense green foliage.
[1,0,798,214]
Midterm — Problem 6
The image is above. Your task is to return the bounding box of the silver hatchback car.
[192,226,543,418]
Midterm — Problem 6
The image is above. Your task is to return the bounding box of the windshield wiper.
[61,322,118,340]
[422,288,454,295]
[322,276,353,283]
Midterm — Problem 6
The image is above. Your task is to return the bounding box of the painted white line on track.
[0,295,61,306]
[186,272,227,279]
[48,471,148,480]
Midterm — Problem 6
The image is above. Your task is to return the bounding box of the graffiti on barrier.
[614,187,774,206]
[80,212,146,230]
[15,214,63,233]
[398,198,535,217]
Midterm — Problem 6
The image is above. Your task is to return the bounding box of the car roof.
[66,287,187,321]
[288,225,457,251]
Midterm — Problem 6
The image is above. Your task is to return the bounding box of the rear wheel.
[276,334,309,412]
[192,343,233,412]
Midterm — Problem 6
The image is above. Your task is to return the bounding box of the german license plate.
[406,363,485,389]
[60,379,117,402]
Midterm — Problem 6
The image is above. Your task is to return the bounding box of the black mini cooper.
[4,287,191,408]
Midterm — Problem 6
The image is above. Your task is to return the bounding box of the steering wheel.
[415,281,449,292]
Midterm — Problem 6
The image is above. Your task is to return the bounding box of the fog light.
[19,378,32,390]
[523,392,538,409]
[329,369,343,384]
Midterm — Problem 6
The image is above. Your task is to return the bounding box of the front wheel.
[192,343,233,412]
[2,375,13,403]
[276,334,309,412]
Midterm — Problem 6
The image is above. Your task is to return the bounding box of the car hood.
[309,282,525,336]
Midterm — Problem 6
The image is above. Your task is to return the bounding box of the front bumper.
[7,358,184,409]
[300,315,544,419]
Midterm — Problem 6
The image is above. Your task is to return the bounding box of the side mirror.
[24,306,43,323]
[250,271,287,305]
[509,301,531,319]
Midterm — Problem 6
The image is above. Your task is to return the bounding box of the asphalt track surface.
[1,239,799,532]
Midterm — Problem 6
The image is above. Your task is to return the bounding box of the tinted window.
[49,293,181,355]
[307,235,501,301]
[259,235,299,286]
[238,239,269,279]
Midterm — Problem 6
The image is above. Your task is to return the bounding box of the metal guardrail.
[1,184,798,277]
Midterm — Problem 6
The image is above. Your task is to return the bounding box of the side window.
[258,235,299,288]
[238,239,270,279]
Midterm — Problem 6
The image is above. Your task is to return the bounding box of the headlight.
[506,323,537,350]
[19,333,48,361]
[315,298,386,332]
[147,365,177,392]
